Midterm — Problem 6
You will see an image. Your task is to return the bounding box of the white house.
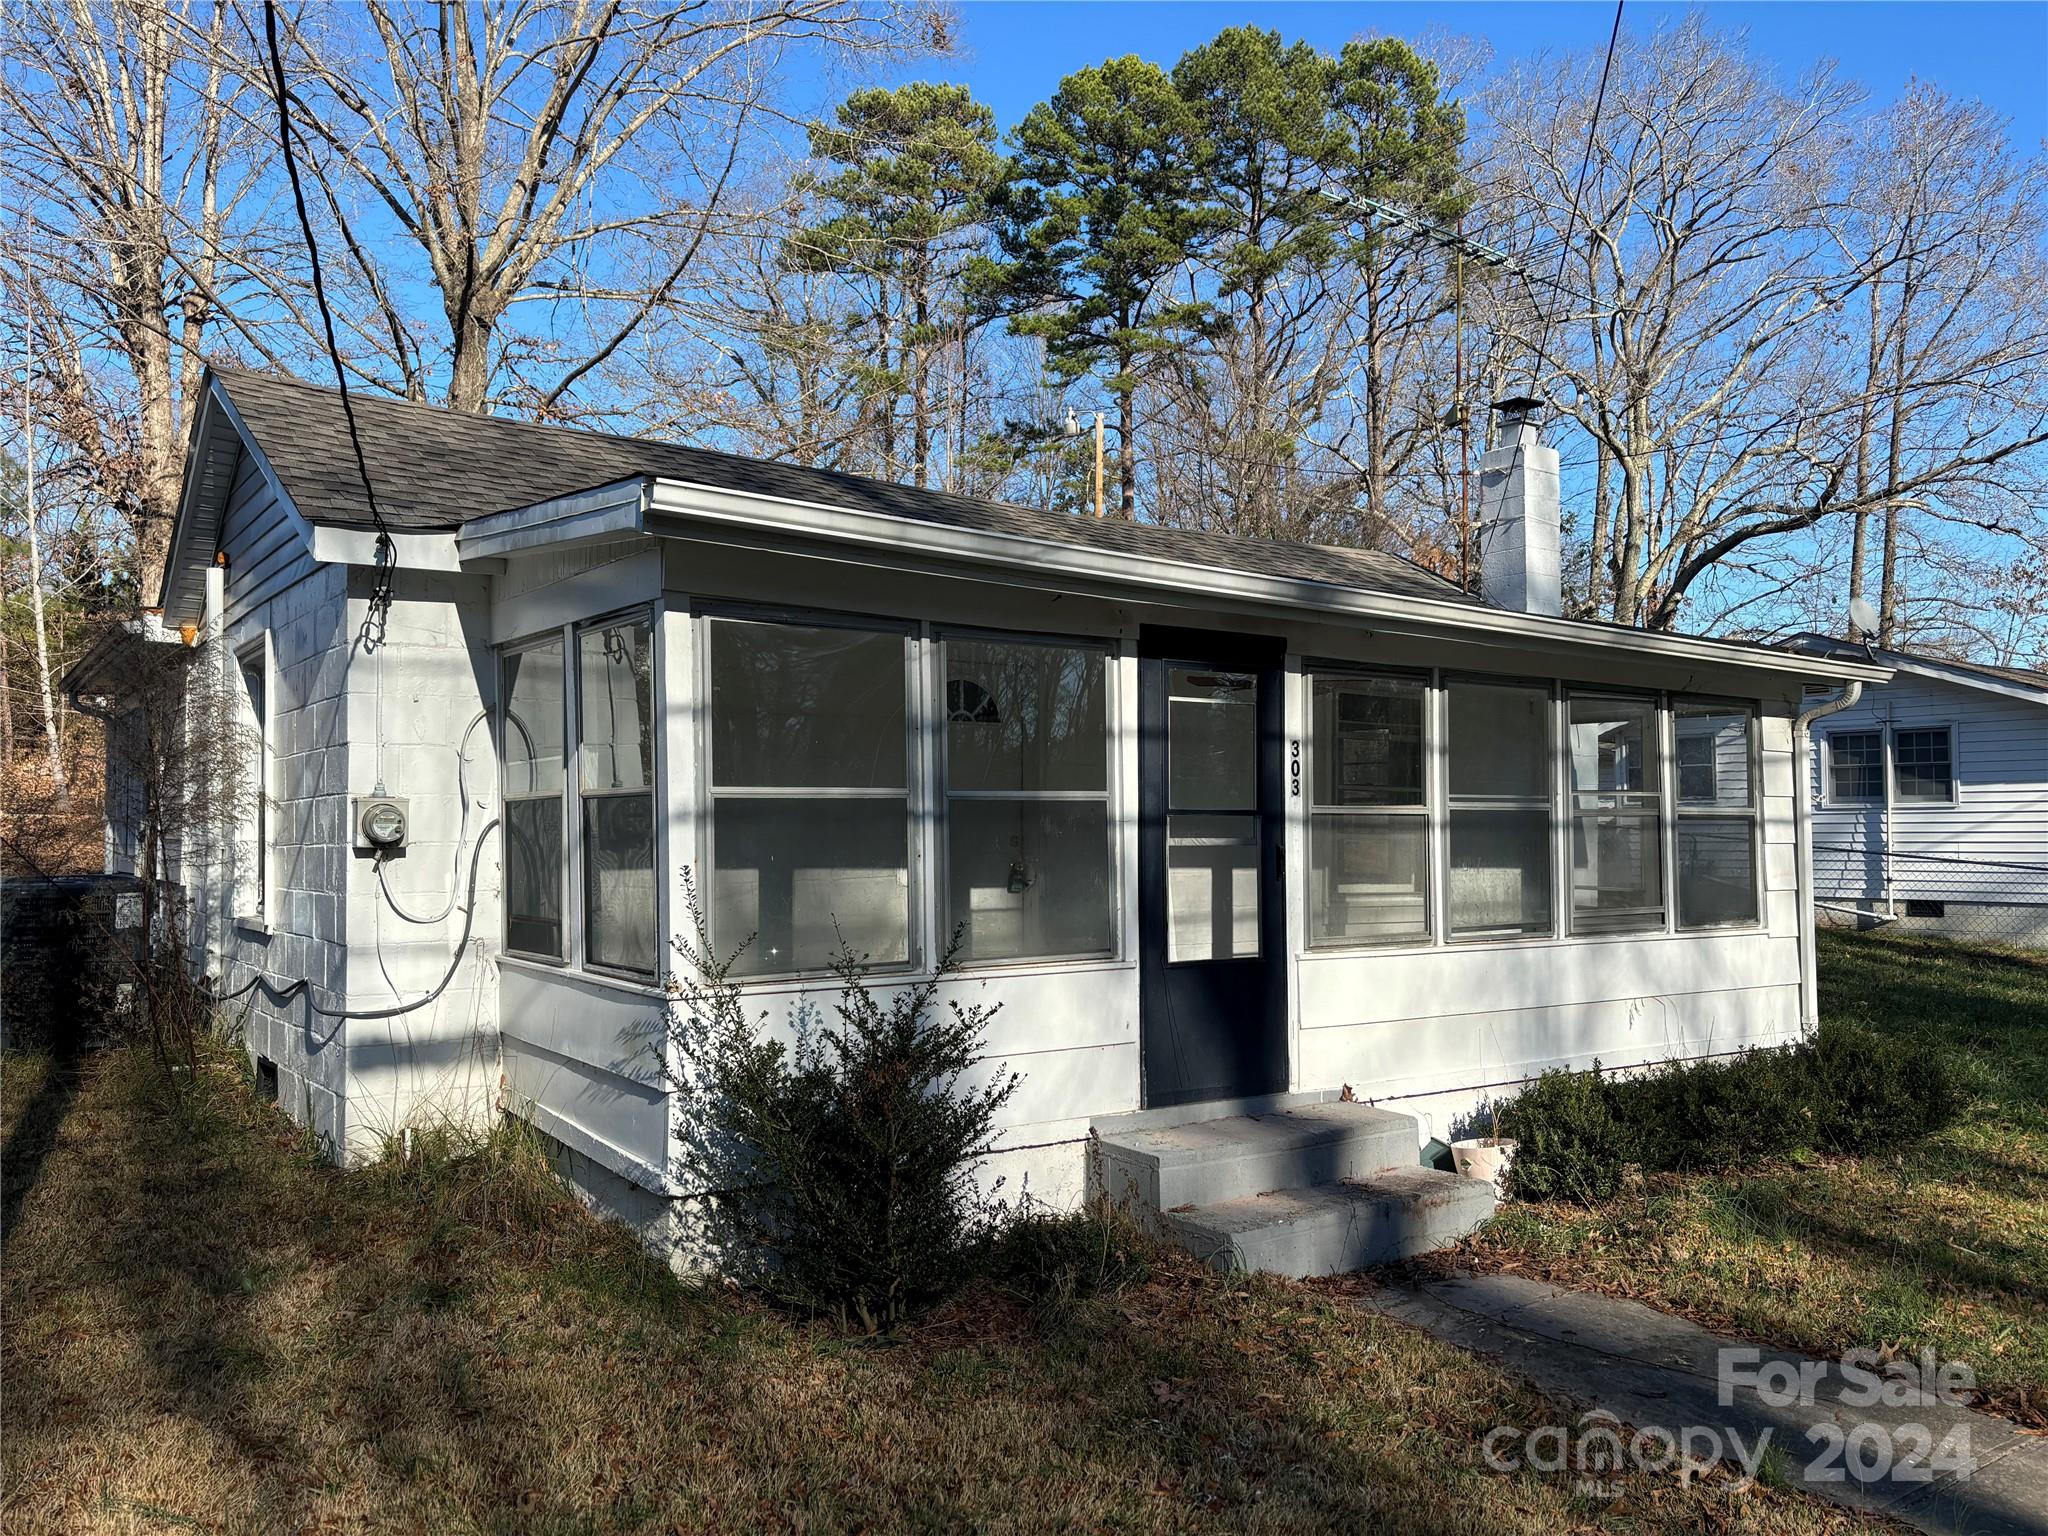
[1784,634,2048,947]
[80,367,1888,1274]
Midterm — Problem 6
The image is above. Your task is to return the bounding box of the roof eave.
[456,473,1890,686]
[1782,634,2045,705]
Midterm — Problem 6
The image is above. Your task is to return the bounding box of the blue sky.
[916,2,2046,146]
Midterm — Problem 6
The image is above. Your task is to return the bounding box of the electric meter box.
[354,795,410,853]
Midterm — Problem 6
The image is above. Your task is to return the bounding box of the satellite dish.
[1848,596,1880,638]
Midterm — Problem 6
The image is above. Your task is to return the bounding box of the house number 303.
[1290,739,1301,796]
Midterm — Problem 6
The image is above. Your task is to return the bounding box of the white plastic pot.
[1450,1136,1518,1198]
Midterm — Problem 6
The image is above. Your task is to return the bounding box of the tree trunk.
[1846,274,1885,633]
[1878,264,1915,646]
[446,301,498,413]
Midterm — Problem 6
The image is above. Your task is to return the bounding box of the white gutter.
[1794,678,1866,1031]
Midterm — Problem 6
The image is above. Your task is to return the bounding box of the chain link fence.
[1814,841,2048,949]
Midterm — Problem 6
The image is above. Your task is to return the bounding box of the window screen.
[579,618,657,975]
[941,637,1112,963]
[1674,701,1758,929]
[708,617,912,975]
[1309,674,1429,946]
[503,638,567,959]
[1567,694,1663,934]
[1446,679,1553,939]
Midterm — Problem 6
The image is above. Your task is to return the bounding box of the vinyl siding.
[1810,672,2048,904]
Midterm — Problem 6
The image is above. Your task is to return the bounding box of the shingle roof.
[212,367,1473,605]
[1782,633,2048,697]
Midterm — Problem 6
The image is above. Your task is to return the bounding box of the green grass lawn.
[1456,928,2048,1428]
[0,1041,1882,1535]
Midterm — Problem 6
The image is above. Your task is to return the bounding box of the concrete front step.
[1163,1167,1498,1279]
[1092,1102,1420,1217]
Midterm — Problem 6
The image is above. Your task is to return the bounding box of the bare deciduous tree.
[263,0,931,417]
[1,0,267,601]
[1489,18,2048,632]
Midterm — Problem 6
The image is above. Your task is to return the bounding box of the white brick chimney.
[1477,396,1561,617]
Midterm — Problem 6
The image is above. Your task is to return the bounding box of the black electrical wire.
[212,821,499,1021]
[262,0,395,637]
[1529,0,1625,389]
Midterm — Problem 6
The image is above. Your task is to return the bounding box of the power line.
[262,0,394,637]
[1529,0,1625,388]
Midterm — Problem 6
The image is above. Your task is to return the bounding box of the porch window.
[578,617,657,976]
[1894,727,1955,804]
[1567,693,1664,934]
[940,636,1112,962]
[1446,679,1553,939]
[706,615,912,976]
[1308,673,1428,946]
[1674,701,1759,928]
[502,637,567,960]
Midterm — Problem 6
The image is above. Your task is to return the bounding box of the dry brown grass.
[1445,930,2048,1429]
[1,1041,1891,1534]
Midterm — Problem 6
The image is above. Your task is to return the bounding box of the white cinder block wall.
[339,565,502,1161]
[218,560,353,1150]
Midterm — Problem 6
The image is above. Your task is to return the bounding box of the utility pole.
[1093,411,1105,519]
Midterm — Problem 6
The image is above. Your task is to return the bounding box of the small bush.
[1501,1020,1960,1204]
[1807,1019,1962,1152]
[1495,1065,1631,1204]
[985,1200,1149,1316]
[669,874,1020,1331]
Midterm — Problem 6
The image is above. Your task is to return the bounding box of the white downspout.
[1795,679,1864,1032]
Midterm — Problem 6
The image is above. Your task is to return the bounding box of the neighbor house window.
[578,616,657,976]
[236,638,269,921]
[1674,701,1759,928]
[502,637,567,959]
[940,635,1113,963]
[1827,731,1883,804]
[1308,672,1429,946]
[706,615,912,976]
[1446,678,1553,939]
[1893,727,1955,804]
[1567,693,1664,934]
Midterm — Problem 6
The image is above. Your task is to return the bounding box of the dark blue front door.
[1137,628,1287,1108]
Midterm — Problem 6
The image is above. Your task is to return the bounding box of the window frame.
[934,625,1120,969]
[697,603,923,981]
[234,633,272,929]
[1303,664,1433,950]
[1670,696,1764,932]
[574,608,661,981]
[1891,724,1958,807]
[499,628,571,966]
[1823,729,1885,807]
[1564,688,1667,937]
[1442,671,1560,945]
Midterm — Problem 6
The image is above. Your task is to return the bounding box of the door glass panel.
[1168,669,1256,811]
[1167,813,1260,961]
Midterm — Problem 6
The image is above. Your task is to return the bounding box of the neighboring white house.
[75,367,1888,1268]
[1783,634,2048,947]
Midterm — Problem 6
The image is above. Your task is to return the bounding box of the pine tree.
[791,83,1011,489]
[988,56,1217,517]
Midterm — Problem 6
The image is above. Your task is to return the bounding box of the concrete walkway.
[1361,1272,2048,1535]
